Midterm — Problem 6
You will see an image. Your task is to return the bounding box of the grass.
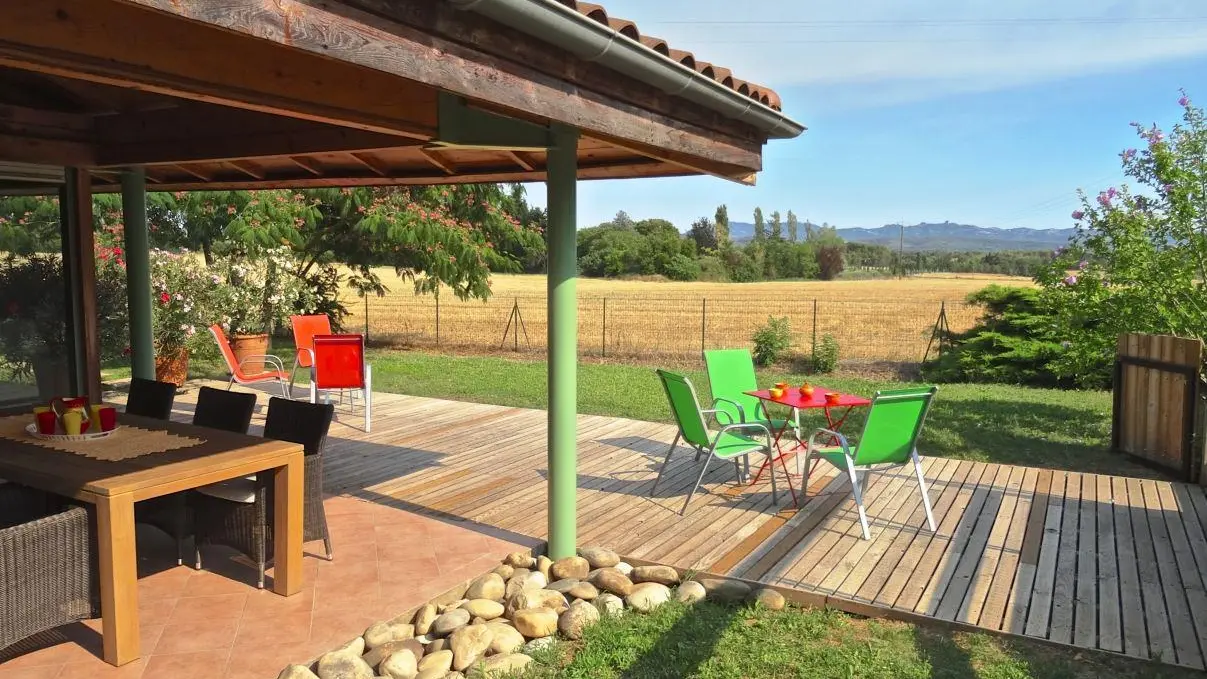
[514,601,1196,679]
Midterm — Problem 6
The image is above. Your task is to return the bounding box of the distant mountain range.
[726,221,1074,253]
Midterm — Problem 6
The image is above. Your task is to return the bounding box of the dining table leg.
[272,450,305,596]
[96,492,140,666]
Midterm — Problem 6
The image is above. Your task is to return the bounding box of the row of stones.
[278,546,785,679]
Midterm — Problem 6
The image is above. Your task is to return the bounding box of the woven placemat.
[0,415,205,461]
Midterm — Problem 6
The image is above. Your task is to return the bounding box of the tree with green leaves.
[1039,91,1207,386]
[787,210,799,242]
[714,204,730,246]
[753,207,765,241]
[688,216,717,253]
[769,211,783,241]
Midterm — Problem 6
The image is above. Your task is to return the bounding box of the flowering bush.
[1038,91,1207,386]
[149,250,216,356]
[208,246,319,335]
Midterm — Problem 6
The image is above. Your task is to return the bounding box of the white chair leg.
[913,449,936,532]
[766,449,778,505]
[363,364,372,433]
[845,457,871,540]
[801,446,815,496]
[681,453,714,516]
[651,432,680,495]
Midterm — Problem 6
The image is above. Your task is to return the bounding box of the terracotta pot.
[154,349,190,386]
[230,333,270,374]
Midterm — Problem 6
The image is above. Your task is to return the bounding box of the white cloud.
[601,0,1207,102]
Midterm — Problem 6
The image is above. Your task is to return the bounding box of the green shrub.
[696,255,729,282]
[662,253,701,281]
[811,334,840,373]
[751,316,792,366]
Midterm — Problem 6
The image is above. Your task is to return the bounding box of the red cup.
[92,405,117,432]
[825,392,841,405]
[36,410,57,435]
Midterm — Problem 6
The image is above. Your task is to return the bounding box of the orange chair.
[288,314,332,390]
[309,334,372,432]
[209,325,290,399]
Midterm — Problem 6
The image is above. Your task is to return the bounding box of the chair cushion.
[712,431,767,459]
[196,475,257,503]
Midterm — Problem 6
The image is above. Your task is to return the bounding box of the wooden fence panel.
[1113,333,1203,481]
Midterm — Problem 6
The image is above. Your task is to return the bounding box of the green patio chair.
[653,369,779,515]
[703,348,799,442]
[802,386,938,540]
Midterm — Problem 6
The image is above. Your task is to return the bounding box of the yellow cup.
[61,410,83,436]
[33,405,50,414]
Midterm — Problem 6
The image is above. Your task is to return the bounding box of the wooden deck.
[162,384,1207,669]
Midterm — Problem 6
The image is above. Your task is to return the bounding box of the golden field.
[344,272,1031,363]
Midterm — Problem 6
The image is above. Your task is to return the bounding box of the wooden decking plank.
[1095,473,1122,653]
[1140,479,1196,667]
[1155,481,1207,666]
[863,460,976,605]
[731,472,851,581]
[1002,468,1050,635]
[978,466,1037,630]
[958,464,1025,625]
[1023,470,1066,639]
[1073,472,1098,649]
[1127,477,1174,663]
[1112,476,1147,658]
[933,464,1012,620]
[1047,471,1082,645]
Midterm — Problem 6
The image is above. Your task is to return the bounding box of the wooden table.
[0,413,305,666]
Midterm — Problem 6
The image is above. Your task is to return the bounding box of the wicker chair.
[0,484,96,653]
[193,397,334,588]
[135,387,258,564]
[124,377,177,420]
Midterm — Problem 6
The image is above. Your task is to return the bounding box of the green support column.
[546,124,579,559]
[121,169,155,380]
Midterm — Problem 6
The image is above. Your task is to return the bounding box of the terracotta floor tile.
[0,664,66,678]
[180,571,256,598]
[314,558,379,584]
[57,658,147,679]
[231,609,313,649]
[136,567,192,601]
[164,593,248,625]
[313,579,380,614]
[377,555,440,583]
[141,649,231,679]
[308,608,385,647]
[137,598,178,628]
[153,619,240,655]
[241,587,315,622]
[222,642,316,679]
[375,540,437,563]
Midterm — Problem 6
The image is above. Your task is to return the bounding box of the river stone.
[567,581,599,601]
[675,580,707,604]
[316,643,373,679]
[504,551,535,569]
[536,555,553,581]
[614,562,634,577]
[277,666,319,679]
[587,568,633,596]
[426,638,448,653]
[557,599,600,640]
[412,604,438,636]
[417,648,452,674]
[594,593,625,617]
[439,600,468,614]
[485,622,525,654]
[631,565,679,586]
[378,648,418,679]
[750,587,786,611]
[364,622,415,650]
[626,582,671,613]
[415,668,447,679]
[550,556,590,581]
[512,608,558,638]
[492,563,515,580]
[577,546,620,569]
[479,653,533,676]
[447,674,465,679]
[462,599,504,620]
[363,639,424,671]
[506,589,569,618]
[546,578,579,595]
[506,570,547,598]
[465,573,505,601]
[524,636,556,654]
[449,624,492,672]
[430,609,471,637]
[699,578,752,603]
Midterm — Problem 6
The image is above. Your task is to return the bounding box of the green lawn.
[517,600,1194,679]
[107,347,1159,479]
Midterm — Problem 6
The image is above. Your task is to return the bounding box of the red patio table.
[744,387,872,490]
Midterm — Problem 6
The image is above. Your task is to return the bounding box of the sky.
[521,0,1207,231]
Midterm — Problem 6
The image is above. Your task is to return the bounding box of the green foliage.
[751,316,792,366]
[0,196,61,254]
[687,216,717,253]
[816,244,845,280]
[926,285,1077,388]
[696,255,729,282]
[786,210,799,242]
[662,253,701,281]
[714,204,730,246]
[577,214,695,279]
[208,247,321,335]
[753,207,765,241]
[812,334,840,373]
[1038,92,1207,386]
[149,250,219,355]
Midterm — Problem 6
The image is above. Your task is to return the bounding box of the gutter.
[444,0,806,140]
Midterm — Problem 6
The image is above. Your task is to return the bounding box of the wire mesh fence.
[344,293,981,365]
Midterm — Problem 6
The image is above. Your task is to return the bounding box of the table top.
[746,387,872,410]
[0,411,301,500]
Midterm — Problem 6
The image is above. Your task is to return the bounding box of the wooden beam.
[346,152,388,177]
[287,156,323,176]
[64,168,102,404]
[0,132,95,166]
[505,151,537,172]
[119,0,764,174]
[419,147,456,175]
[171,163,212,182]
[226,159,264,180]
[0,0,439,140]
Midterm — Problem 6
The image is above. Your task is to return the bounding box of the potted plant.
[210,247,317,373]
[149,250,214,386]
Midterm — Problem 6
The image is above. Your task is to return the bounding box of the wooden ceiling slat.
[418,147,455,175]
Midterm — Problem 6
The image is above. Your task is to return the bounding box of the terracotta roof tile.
[560,1,782,111]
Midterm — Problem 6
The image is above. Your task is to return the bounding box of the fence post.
[701,298,707,358]
[811,299,818,359]
[601,298,607,358]
[435,291,440,348]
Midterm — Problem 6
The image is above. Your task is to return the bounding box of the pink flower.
[1071,210,1084,220]
[1122,149,1137,161]
[1097,192,1113,208]
[1077,260,1089,270]
[1064,275,1078,286]
[1180,95,1191,107]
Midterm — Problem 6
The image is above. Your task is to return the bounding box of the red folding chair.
[309,334,372,432]
[289,314,332,391]
[210,324,290,399]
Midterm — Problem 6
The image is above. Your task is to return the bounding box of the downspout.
[445,0,806,140]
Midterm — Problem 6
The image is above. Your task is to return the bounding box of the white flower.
[179,324,189,331]
[175,293,184,301]
[186,326,196,336]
